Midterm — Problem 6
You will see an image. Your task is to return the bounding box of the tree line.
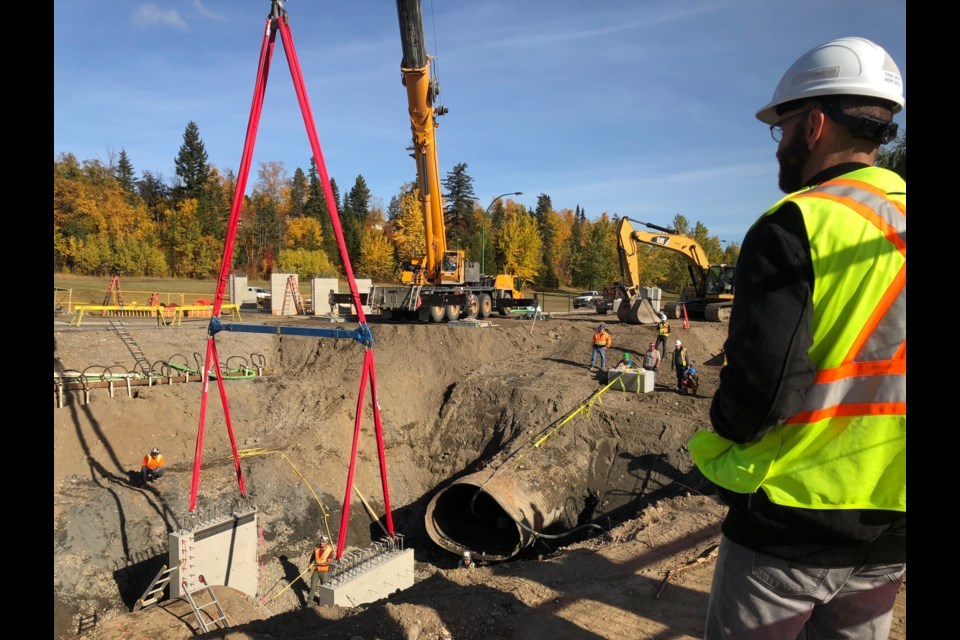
[54,121,904,294]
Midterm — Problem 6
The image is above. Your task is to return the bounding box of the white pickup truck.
[247,287,271,303]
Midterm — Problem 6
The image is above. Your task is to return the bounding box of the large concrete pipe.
[425,467,563,561]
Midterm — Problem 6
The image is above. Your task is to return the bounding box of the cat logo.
[651,235,670,246]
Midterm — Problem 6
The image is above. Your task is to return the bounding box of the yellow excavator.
[362,0,532,322]
[603,217,735,323]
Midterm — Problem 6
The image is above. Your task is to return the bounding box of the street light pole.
[481,191,523,275]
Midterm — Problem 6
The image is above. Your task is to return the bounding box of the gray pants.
[704,535,904,639]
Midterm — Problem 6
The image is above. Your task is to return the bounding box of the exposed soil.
[53,311,906,640]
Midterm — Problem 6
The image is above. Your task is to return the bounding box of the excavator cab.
[704,265,736,298]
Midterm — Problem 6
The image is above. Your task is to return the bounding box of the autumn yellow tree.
[162,199,220,278]
[496,205,542,286]
[285,216,324,251]
[391,188,426,266]
[357,227,396,282]
[54,154,167,275]
[276,248,338,280]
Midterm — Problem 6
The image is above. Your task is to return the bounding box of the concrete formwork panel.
[169,508,259,599]
[270,273,299,315]
[318,548,415,607]
[311,277,339,316]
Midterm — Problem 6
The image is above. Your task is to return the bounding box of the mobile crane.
[362,0,533,323]
[603,217,736,323]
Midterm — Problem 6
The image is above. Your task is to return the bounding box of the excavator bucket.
[617,297,661,325]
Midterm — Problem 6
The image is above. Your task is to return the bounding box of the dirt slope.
[53,312,906,640]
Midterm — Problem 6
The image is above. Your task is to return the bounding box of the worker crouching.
[141,447,165,485]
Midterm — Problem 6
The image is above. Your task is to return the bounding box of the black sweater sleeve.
[709,204,816,443]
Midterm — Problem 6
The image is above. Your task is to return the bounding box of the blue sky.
[54,1,906,243]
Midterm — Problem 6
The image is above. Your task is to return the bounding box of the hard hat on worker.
[319,534,329,545]
[463,551,471,559]
[598,324,605,330]
[756,37,904,125]
[675,340,682,346]
[660,314,667,321]
[150,447,160,456]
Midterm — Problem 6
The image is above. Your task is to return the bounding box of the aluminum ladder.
[281,275,306,315]
[109,318,152,374]
[133,564,176,611]
[182,575,230,633]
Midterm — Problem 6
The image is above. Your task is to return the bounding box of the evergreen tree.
[173,121,210,203]
[387,194,402,222]
[573,215,618,289]
[138,171,171,226]
[115,148,138,195]
[534,193,558,288]
[876,130,906,180]
[289,167,308,217]
[442,162,477,249]
[346,175,371,222]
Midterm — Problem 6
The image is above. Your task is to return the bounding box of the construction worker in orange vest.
[307,534,334,605]
[589,323,613,371]
[140,447,165,485]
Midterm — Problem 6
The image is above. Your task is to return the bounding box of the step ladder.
[109,319,152,374]
[182,575,230,633]
[101,276,123,316]
[281,275,305,315]
[133,564,176,611]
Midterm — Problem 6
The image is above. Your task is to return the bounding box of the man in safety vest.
[140,447,165,485]
[688,37,906,639]
[307,534,334,605]
[589,324,612,371]
[655,314,670,359]
[671,340,687,391]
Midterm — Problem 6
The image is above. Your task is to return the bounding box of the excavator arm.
[617,217,712,300]
[613,217,735,323]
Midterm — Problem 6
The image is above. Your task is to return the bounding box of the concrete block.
[606,369,655,393]
[318,548,415,607]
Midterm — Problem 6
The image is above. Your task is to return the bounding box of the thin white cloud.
[193,0,225,22]
[132,3,188,31]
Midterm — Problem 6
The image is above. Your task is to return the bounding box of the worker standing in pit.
[671,340,687,391]
[140,447,165,485]
[642,341,662,373]
[688,37,906,639]
[655,314,670,359]
[589,324,612,371]
[306,534,334,606]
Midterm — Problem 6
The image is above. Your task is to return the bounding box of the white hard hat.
[660,314,667,321]
[462,551,471,558]
[756,37,904,125]
[675,340,682,346]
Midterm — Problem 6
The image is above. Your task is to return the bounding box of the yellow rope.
[512,377,620,470]
[237,448,334,543]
